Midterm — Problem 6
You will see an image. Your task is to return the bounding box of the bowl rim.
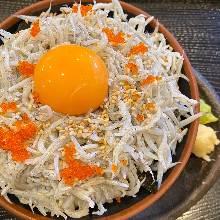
[0,0,200,219]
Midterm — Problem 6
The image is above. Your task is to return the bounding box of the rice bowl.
[0,0,200,219]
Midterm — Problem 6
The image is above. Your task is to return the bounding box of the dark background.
[0,0,220,219]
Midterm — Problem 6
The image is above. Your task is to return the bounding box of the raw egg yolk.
[34,45,108,115]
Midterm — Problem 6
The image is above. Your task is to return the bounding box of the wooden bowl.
[0,1,199,219]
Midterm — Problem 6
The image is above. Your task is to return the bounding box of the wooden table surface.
[0,0,220,219]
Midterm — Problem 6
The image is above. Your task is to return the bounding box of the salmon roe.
[32,91,40,103]
[72,4,93,16]
[120,159,128,166]
[145,102,156,111]
[125,62,138,75]
[141,75,157,86]
[18,61,36,77]
[128,42,148,56]
[111,163,118,173]
[0,114,37,162]
[60,144,103,186]
[0,102,17,113]
[30,20,40,37]
[136,114,145,122]
[102,28,125,45]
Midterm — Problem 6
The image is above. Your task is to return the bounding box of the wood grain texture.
[0,0,220,219]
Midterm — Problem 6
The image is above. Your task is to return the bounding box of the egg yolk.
[34,45,108,115]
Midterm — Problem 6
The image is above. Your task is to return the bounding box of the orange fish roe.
[60,144,103,186]
[11,148,30,162]
[120,159,128,166]
[111,163,118,173]
[30,20,40,37]
[141,75,157,86]
[32,91,40,104]
[145,102,156,111]
[128,42,148,56]
[18,61,36,77]
[125,62,138,75]
[0,102,17,113]
[136,114,145,122]
[0,114,37,162]
[102,28,125,45]
[115,197,121,203]
[72,4,93,16]
[63,144,76,164]
[21,113,29,121]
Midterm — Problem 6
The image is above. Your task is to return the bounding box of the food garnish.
[193,124,219,161]
[60,144,103,185]
[200,99,218,124]
[128,42,148,56]
[30,19,40,37]
[18,61,35,76]
[0,102,17,113]
[102,28,125,45]
[141,75,161,86]
[193,99,219,161]
[72,4,93,16]
[0,114,37,162]
[125,62,138,75]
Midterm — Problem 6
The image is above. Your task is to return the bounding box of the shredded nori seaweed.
[138,171,158,193]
